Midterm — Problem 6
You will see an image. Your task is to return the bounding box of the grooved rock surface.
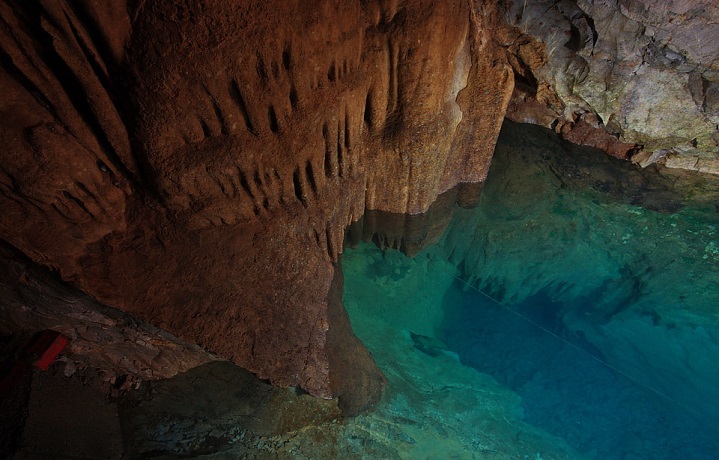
[0,0,514,412]
[502,0,719,173]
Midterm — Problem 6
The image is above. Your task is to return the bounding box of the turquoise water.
[343,123,719,459]
[445,287,719,460]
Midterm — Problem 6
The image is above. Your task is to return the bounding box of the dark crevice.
[237,168,255,199]
[0,176,35,211]
[322,124,333,178]
[0,49,56,121]
[62,10,112,96]
[0,166,44,212]
[344,112,351,149]
[256,53,268,84]
[337,121,344,178]
[0,187,30,212]
[225,173,239,198]
[327,61,336,82]
[198,117,212,138]
[51,203,71,220]
[282,44,291,71]
[268,105,279,133]
[387,38,395,113]
[289,85,298,110]
[204,88,230,136]
[394,45,403,114]
[229,78,258,136]
[325,225,335,259]
[252,169,269,209]
[45,9,132,180]
[565,23,582,52]
[292,167,307,207]
[273,169,285,205]
[65,1,122,71]
[305,161,317,195]
[74,181,101,206]
[2,5,136,185]
[364,91,373,128]
[0,168,20,192]
[210,173,229,197]
[62,190,95,219]
[513,71,538,95]
[96,159,111,175]
[585,14,598,48]
[511,52,539,95]
[252,169,264,190]
[203,165,228,198]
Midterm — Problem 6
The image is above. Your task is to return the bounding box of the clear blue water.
[445,286,719,460]
[345,123,719,459]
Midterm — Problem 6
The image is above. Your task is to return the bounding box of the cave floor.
[2,316,576,459]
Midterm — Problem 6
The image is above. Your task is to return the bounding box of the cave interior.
[1,1,719,459]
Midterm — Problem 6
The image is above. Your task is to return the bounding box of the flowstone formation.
[0,0,513,413]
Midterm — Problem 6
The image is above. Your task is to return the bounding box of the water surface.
[343,122,719,459]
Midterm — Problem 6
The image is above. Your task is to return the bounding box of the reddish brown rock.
[345,182,483,257]
[0,0,514,411]
[326,261,386,416]
[559,117,641,160]
[498,18,642,161]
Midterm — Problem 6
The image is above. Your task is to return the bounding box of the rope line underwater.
[451,275,706,421]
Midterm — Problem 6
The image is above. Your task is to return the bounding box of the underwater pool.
[342,123,719,459]
[445,285,719,460]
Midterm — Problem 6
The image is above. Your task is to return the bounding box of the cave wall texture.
[504,0,719,172]
[1,0,718,414]
[0,0,515,415]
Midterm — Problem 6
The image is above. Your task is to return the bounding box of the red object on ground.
[0,330,70,393]
[27,330,69,371]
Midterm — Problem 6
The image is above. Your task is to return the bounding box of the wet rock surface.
[444,121,719,317]
[118,361,342,458]
[2,360,341,459]
[0,0,512,406]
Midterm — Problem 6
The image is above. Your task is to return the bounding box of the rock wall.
[4,0,716,414]
[0,241,219,388]
[502,0,719,173]
[0,0,514,413]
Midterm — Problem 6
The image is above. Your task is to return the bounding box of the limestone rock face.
[0,0,513,413]
[503,0,719,173]
[0,242,219,386]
